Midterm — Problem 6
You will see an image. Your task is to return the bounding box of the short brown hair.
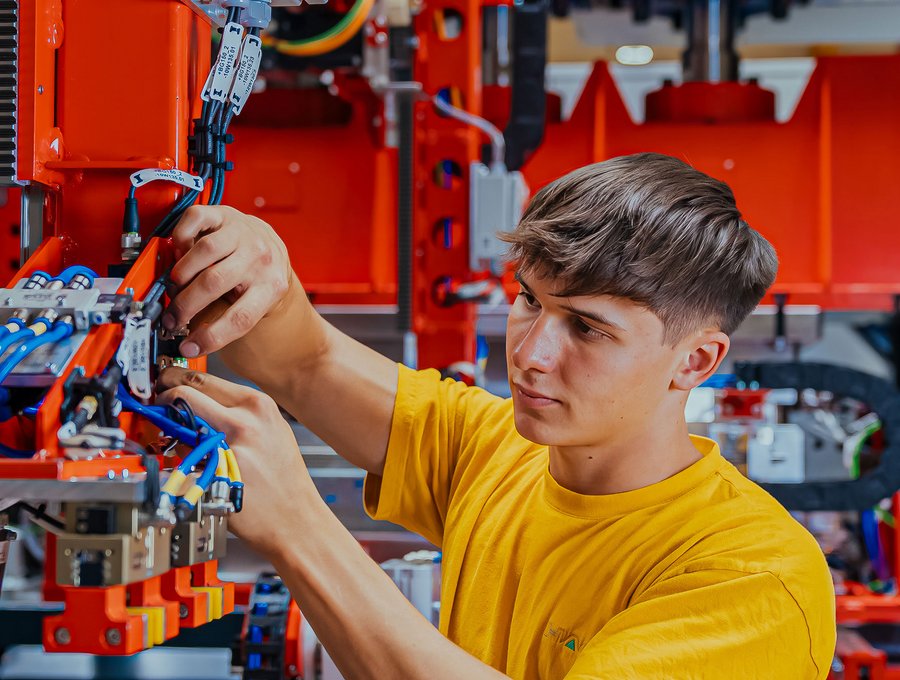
[502,153,778,343]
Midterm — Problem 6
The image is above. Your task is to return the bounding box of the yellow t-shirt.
[365,366,836,679]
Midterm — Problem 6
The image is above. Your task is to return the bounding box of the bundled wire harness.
[117,386,243,522]
[123,3,266,251]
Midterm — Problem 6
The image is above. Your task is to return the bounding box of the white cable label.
[206,22,245,102]
[230,34,262,115]
[130,168,204,192]
[127,318,153,399]
[115,315,138,376]
[200,67,216,103]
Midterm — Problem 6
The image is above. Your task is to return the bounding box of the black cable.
[143,7,243,243]
[15,502,65,531]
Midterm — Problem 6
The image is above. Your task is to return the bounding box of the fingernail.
[181,341,200,358]
[161,313,175,330]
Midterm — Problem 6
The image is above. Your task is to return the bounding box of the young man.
[159,153,836,678]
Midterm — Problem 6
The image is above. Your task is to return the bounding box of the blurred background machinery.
[1,0,900,678]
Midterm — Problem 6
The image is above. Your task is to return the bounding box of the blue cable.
[194,446,220,493]
[117,384,228,506]
[0,325,45,360]
[178,432,224,475]
[0,318,23,340]
[55,265,97,286]
[0,323,73,384]
[116,386,200,444]
[700,374,737,389]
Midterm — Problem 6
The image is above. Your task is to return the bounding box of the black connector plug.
[122,197,140,234]
[230,486,243,513]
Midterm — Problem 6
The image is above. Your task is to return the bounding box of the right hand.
[163,205,293,358]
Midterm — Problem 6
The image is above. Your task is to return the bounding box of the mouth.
[513,382,560,407]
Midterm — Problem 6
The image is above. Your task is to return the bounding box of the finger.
[180,287,273,356]
[169,226,239,289]
[165,254,249,329]
[171,205,228,259]
[158,367,258,408]
[156,384,242,437]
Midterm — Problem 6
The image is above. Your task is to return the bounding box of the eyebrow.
[514,272,627,333]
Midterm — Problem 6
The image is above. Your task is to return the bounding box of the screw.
[37,85,44,94]
[3,297,10,305]
[54,628,71,645]
[179,604,189,619]
[63,548,72,556]
[56,295,65,306]
[104,549,113,557]
[105,628,121,646]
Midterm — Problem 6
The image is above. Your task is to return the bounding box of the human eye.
[517,290,540,309]
[572,316,607,341]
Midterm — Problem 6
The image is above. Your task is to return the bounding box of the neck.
[548,406,701,496]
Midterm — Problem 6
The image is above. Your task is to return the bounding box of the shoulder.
[663,461,836,667]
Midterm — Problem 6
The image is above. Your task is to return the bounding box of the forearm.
[270,489,508,680]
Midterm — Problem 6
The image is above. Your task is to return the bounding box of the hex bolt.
[105,628,121,646]
[54,628,71,645]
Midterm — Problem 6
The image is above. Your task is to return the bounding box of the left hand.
[157,367,318,559]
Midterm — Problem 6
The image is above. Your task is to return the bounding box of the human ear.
[671,330,730,391]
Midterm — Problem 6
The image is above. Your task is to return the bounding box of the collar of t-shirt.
[542,435,725,519]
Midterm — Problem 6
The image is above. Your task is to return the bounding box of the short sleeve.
[363,365,509,547]
[564,569,834,680]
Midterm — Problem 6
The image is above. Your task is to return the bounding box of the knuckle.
[201,266,227,294]
[196,235,218,256]
[271,275,288,298]
[230,307,255,333]
[182,370,206,389]
[258,247,273,267]
[198,324,222,351]
[229,420,251,441]
[165,385,192,402]
[245,390,272,414]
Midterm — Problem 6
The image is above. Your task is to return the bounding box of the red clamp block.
[191,560,235,621]
[833,628,887,680]
[160,566,210,629]
[43,585,148,655]
[127,575,180,645]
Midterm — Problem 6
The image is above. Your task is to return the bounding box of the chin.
[512,408,561,446]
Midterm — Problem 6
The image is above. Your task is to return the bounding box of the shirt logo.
[545,623,581,653]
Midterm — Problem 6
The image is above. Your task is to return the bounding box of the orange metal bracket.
[43,586,147,655]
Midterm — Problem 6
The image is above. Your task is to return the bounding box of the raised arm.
[164,205,398,475]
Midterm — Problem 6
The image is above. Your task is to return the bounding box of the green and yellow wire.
[262,0,375,57]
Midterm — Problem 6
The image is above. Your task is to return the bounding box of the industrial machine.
[0,0,899,677]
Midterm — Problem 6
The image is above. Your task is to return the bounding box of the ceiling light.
[615,45,654,66]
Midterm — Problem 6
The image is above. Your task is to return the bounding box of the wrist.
[267,485,331,566]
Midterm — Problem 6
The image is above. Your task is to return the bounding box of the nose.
[510,313,562,374]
